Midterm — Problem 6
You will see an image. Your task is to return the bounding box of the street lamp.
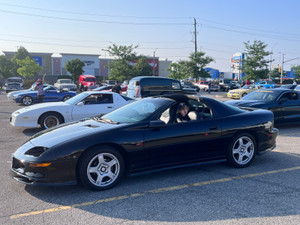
[153,48,158,76]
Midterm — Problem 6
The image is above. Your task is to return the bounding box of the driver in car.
[175,102,191,123]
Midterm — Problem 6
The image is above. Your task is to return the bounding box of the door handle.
[107,106,113,108]
[209,126,218,130]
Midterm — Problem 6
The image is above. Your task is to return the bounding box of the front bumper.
[227,93,241,99]
[10,155,77,186]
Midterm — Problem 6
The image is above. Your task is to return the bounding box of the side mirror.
[278,98,288,104]
[149,120,166,129]
[77,101,84,106]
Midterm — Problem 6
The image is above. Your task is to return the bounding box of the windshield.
[86,78,96,82]
[242,90,279,101]
[60,79,72,83]
[94,85,112,91]
[241,85,253,89]
[101,98,172,123]
[65,92,89,104]
[8,78,22,83]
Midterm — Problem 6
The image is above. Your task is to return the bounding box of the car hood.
[226,100,270,108]
[16,91,38,96]
[229,88,246,93]
[15,102,69,114]
[28,119,121,148]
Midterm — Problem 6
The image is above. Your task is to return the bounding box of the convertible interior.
[159,98,213,124]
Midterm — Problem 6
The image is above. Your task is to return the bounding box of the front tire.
[242,93,247,98]
[22,96,33,106]
[40,112,63,129]
[227,133,256,168]
[79,147,124,191]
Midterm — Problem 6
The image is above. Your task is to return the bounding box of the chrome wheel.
[87,153,120,188]
[43,115,59,129]
[232,136,255,166]
[22,96,33,105]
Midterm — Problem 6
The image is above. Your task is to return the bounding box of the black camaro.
[11,94,278,190]
[226,88,300,124]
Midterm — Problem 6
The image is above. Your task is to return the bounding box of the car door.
[44,86,60,102]
[275,91,300,123]
[71,93,114,120]
[143,102,222,169]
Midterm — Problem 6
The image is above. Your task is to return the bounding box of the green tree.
[133,57,153,77]
[107,60,134,82]
[243,40,272,81]
[269,68,286,79]
[106,44,138,62]
[65,58,85,81]
[0,55,14,79]
[106,44,154,81]
[106,44,137,81]
[291,65,300,80]
[16,56,42,78]
[188,52,214,80]
[167,51,214,80]
[168,61,190,80]
[11,46,30,75]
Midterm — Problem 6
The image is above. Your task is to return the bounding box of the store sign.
[32,56,42,66]
[84,60,95,66]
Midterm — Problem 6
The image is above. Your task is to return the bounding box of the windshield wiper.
[93,117,119,124]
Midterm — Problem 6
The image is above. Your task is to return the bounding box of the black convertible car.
[11,95,278,190]
[226,88,300,124]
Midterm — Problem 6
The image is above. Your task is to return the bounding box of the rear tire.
[227,133,256,168]
[79,147,124,191]
[39,112,64,129]
[63,95,71,101]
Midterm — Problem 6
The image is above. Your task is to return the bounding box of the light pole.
[280,55,300,84]
[269,43,277,80]
[153,48,157,76]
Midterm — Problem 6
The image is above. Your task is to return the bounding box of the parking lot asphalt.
[0,90,299,225]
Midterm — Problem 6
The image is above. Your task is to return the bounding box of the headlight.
[13,95,20,99]
[24,147,49,157]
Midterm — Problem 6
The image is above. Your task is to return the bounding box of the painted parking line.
[10,166,300,220]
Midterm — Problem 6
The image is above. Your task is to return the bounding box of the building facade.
[3,51,171,79]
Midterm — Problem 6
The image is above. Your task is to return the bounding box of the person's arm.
[42,74,46,84]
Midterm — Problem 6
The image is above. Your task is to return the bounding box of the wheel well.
[75,143,128,182]
[38,111,65,125]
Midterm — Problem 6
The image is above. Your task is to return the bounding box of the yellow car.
[227,85,259,99]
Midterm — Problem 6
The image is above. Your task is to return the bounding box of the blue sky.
[0,0,300,71]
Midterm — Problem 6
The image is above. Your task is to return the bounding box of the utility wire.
[0,33,191,44]
[0,2,192,20]
[0,38,192,49]
[196,17,299,38]
[0,9,190,26]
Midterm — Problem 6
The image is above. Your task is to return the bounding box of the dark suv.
[127,76,196,98]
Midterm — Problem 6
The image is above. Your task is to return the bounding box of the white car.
[10,92,134,129]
